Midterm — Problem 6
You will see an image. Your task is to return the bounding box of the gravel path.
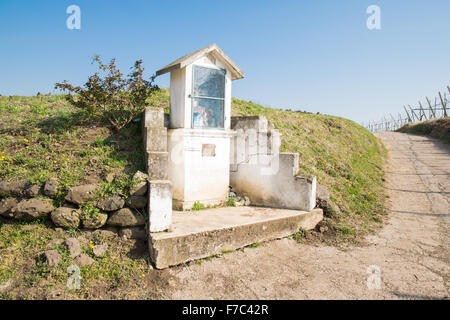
[164,132,449,300]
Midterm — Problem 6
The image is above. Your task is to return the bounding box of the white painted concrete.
[148,180,172,232]
[230,116,317,211]
[168,129,233,210]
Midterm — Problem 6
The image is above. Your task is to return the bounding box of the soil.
[158,132,449,300]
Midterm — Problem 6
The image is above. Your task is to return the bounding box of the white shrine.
[147,45,320,268]
[155,44,244,210]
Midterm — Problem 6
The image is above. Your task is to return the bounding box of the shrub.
[55,55,159,131]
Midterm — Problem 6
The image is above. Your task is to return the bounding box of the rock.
[130,171,148,196]
[107,208,145,227]
[81,212,108,229]
[125,195,147,209]
[316,185,330,208]
[235,197,245,206]
[0,279,12,293]
[0,198,18,217]
[43,178,59,197]
[105,172,115,183]
[44,249,61,266]
[92,244,107,257]
[119,227,147,240]
[244,196,251,206]
[21,224,38,232]
[315,185,339,218]
[0,179,30,197]
[24,184,40,198]
[73,254,94,266]
[47,238,64,248]
[94,227,118,238]
[65,184,98,205]
[229,191,237,198]
[13,198,54,221]
[76,236,89,245]
[65,238,82,258]
[96,195,124,212]
[50,207,80,228]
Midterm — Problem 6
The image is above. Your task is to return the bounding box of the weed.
[191,201,205,211]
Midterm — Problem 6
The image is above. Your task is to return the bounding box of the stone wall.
[230,116,316,211]
[0,172,149,234]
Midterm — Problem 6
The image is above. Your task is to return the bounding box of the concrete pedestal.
[167,128,233,210]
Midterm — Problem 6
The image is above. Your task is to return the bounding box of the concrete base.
[148,206,323,269]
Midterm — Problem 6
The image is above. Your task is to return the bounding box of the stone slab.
[144,127,167,152]
[146,151,169,180]
[148,206,323,269]
[148,180,172,233]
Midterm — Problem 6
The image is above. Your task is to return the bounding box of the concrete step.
[149,206,323,269]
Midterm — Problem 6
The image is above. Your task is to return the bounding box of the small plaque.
[202,144,216,157]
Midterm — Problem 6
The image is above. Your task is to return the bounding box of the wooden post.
[408,105,420,122]
[426,97,436,119]
[439,92,447,117]
[403,105,412,122]
[418,101,428,120]
[389,113,399,129]
[384,116,389,131]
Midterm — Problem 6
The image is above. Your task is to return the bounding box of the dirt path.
[163,132,449,300]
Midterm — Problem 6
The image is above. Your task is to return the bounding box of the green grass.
[0,95,146,196]
[0,218,155,299]
[397,118,450,145]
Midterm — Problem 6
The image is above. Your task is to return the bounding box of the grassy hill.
[397,118,450,145]
[0,91,386,299]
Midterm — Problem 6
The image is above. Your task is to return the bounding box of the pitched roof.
[155,44,244,80]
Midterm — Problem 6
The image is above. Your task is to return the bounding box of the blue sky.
[1,0,449,123]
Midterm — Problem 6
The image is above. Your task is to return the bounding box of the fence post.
[439,92,447,117]
[418,101,428,121]
[426,97,436,119]
[389,113,398,130]
[408,105,420,122]
[403,105,412,122]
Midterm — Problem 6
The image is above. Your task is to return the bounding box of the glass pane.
[193,66,225,98]
[192,98,224,129]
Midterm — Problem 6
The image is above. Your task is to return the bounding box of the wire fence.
[363,86,449,132]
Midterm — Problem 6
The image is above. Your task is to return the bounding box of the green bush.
[55,55,159,131]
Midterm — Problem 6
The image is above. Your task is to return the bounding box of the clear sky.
[1,0,449,123]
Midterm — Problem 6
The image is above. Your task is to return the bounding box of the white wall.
[169,68,186,129]
[230,116,317,211]
[168,129,233,210]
